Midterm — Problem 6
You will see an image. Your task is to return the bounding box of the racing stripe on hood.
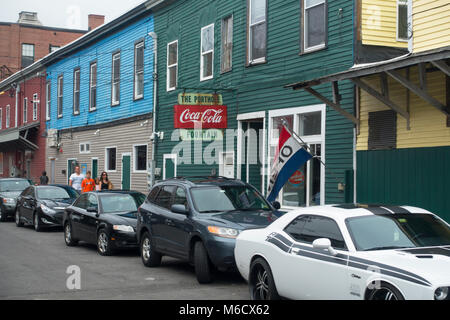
[400,247,450,258]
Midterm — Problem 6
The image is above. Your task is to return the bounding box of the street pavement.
[0,221,248,300]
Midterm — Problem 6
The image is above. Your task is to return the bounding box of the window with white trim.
[221,15,233,73]
[21,44,34,68]
[134,41,144,99]
[23,97,28,124]
[46,81,51,120]
[73,68,80,114]
[6,105,10,128]
[200,24,214,81]
[167,40,178,91]
[32,93,38,121]
[248,0,266,64]
[112,52,120,105]
[105,147,117,171]
[397,0,408,41]
[303,0,327,51]
[134,144,148,172]
[89,62,97,111]
[79,142,91,154]
[57,75,63,118]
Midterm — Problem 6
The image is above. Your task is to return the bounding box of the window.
[397,0,409,41]
[303,0,327,51]
[6,105,10,128]
[46,81,51,120]
[284,215,347,250]
[74,194,89,209]
[21,44,34,68]
[89,62,97,111]
[0,153,3,174]
[134,41,144,99]
[201,24,214,81]
[154,185,176,210]
[105,147,117,171]
[57,75,63,118]
[0,108,2,130]
[147,186,161,203]
[248,0,267,64]
[134,144,147,172]
[173,187,188,209]
[32,93,38,121]
[49,45,60,53]
[167,40,178,91]
[23,97,28,123]
[112,52,120,105]
[79,142,91,154]
[368,110,397,150]
[221,15,233,73]
[73,68,80,114]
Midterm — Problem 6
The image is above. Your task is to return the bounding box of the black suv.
[137,176,281,284]
[0,178,31,222]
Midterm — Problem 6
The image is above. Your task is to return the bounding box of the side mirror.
[312,238,338,256]
[271,201,281,210]
[171,204,189,215]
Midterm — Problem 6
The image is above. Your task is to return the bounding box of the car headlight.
[3,198,16,205]
[434,287,449,300]
[207,226,240,239]
[113,225,135,233]
[40,204,56,214]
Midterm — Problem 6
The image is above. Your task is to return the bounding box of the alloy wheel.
[98,232,108,254]
[371,288,399,300]
[253,267,270,300]
[65,224,72,243]
[142,237,151,261]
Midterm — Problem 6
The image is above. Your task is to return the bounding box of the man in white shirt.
[69,166,85,192]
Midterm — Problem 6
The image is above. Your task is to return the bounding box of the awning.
[0,122,40,151]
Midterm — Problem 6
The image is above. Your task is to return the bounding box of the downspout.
[148,31,158,188]
[408,0,413,53]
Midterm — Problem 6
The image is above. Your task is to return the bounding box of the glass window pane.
[251,22,266,61]
[136,145,147,171]
[271,115,293,141]
[169,66,177,88]
[202,52,213,78]
[398,4,408,39]
[136,72,144,96]
[305,3,326,48]
[251,0,266,24]
[202,25,214,53]
[136,44,144,71]
[299,112,321,136]
[305,0,324,8]
[168,42,177,65]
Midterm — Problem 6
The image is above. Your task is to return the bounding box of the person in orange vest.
[81,171,96,193]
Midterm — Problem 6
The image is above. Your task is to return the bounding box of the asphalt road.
[0,220,249,300]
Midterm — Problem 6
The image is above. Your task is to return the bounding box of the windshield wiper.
[363,246,413,251]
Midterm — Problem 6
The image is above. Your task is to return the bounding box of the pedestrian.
[94,178,101,191]
[81,171,96,193]
[69,166,85,193]
[39,171,49,185]
[99,171,114,190]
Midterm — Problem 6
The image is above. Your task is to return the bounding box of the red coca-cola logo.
[174,105,227,129]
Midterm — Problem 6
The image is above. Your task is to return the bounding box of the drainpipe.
[148,31,158,188]
[408,0,413,53]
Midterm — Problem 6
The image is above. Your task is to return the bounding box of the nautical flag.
[267,126,312,203]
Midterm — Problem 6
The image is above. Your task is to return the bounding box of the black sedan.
[0,178,31,222]
[15,185,79,231]
[63,191,146,256]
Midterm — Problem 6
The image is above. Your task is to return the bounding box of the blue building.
[44,2,158,192]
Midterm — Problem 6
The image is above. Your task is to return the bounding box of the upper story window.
[57,75,63,118]
[303,0,327,52]
[248,0,267,64]
[134,41,144,100]
[73,68,80,115]
[89,62,97,111]
[112,52,121,106]
[167,40,178,91]
[49,45,60,53]
[46,81,51,121]
[21,44,34,68]
[201,24,214,81]
[397,0,409,41]
[32,93,38,121]
[23,97,28,123]
[6,105,10,128]
[221,15,233,73]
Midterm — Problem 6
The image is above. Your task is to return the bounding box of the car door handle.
[165,219,175,226]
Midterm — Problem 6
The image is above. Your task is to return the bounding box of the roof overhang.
[0,122,40,151]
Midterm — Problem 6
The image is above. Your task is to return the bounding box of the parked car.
[49,184,80,198]
[137,176,281,284]
[63,190,146,256]
[15,185,79,231]
[0,178,31,222]
[234,204,450,300]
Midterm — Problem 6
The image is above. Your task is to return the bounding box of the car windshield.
[346,214,450,251]
[191,185,271,213]
[37,187,71,200]
[100,194,140,214]
[0,180,30,192]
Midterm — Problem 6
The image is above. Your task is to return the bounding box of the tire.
[64,222,78,246]
[249,257,280,300]
[140,231,162,267]
[194,241,213,284]
[0,207,7,222]
[366,282,404,300]
[15,209,24,227]
[33,212,42,232]
[97,229,114,256]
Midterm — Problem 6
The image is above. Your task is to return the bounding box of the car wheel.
[64,223,78,246]
[15,209,24,227]
[194,241,214,284]
[367,282,404,300]
[97,229,114,256]
[140,232,162,267]
[33,212,42,232]
[0,207,7,222]
[249,257,280,300]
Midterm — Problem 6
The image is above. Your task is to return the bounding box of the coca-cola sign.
[174,105,227,129]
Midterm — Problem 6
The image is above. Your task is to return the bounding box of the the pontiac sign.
[178,93,223,106]
[174,105,227,129]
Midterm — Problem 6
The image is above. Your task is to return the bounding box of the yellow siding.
[357,66,450,150]
[413,0,450,52]
[361,0,409,48]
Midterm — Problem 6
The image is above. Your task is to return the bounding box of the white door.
[219,152,234,178]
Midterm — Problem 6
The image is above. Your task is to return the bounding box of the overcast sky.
[0,0,146,30]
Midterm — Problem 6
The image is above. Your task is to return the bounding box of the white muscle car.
[234,204,450,300]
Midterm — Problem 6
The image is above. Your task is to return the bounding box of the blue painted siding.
[46,15,154,130]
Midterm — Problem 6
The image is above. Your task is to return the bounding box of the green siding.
[357,147,450,222]
[154,0,355,204]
